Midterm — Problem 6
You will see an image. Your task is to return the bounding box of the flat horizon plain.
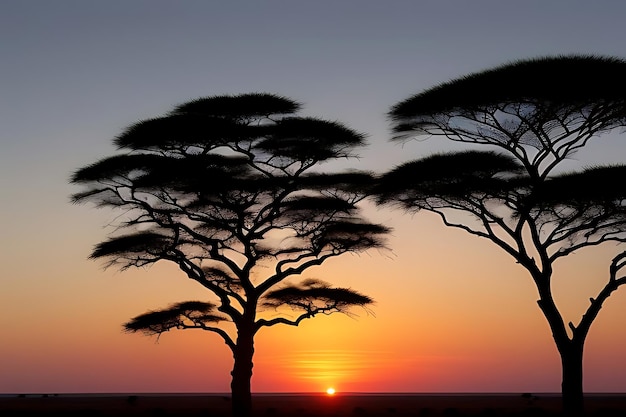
[3,393,626,416]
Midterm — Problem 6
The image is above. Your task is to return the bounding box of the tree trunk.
[561,343,584,417]
[231,324,255,417]
[536,283,585,417]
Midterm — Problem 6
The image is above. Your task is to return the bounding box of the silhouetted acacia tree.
[377,56,626,417]
[71,93,389,417]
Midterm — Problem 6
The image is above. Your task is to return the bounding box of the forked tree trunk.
[560,343,584,417]
[231,324,255,417]
[537,285,586,417]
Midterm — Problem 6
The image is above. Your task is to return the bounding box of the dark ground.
[2,394,626,416]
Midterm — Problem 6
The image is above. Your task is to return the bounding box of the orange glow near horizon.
[326,387,336,395]
[4,202,626,394]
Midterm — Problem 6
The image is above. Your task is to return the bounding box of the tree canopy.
[389,55,626,181]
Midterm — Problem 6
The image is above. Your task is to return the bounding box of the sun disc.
[326,387,336,395]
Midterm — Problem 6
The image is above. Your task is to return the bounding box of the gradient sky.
[3,0,626,394]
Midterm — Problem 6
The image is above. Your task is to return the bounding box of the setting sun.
[326,387,336,395]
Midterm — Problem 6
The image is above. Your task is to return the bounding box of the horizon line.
[4,392,626,397]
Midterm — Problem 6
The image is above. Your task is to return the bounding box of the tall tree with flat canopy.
[377,56,626,416]
[71,93,389,417]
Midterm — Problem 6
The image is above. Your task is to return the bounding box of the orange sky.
[3,201,626,393]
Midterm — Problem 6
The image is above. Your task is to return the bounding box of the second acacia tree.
[378,56,626,416]
[71,93,389,417]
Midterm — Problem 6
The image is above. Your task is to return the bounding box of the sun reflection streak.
[280,350,390,384]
